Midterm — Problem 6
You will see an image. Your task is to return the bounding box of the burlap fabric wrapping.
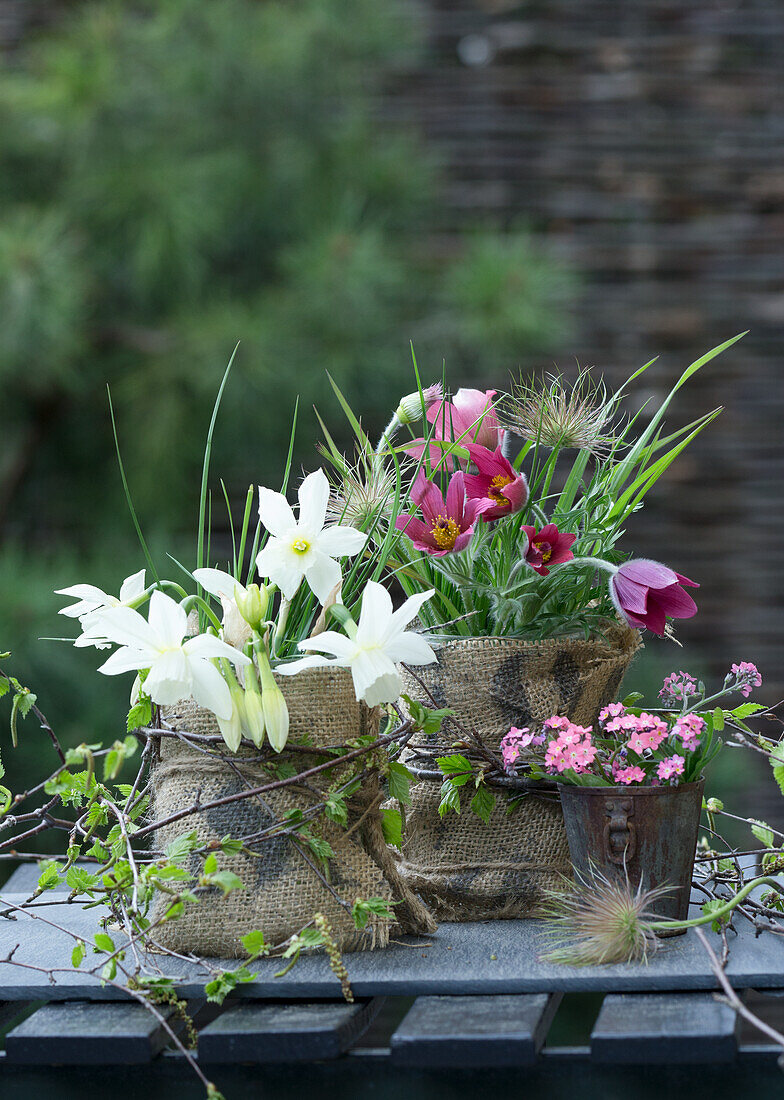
[394,620,642,921]
[149,666,436,957]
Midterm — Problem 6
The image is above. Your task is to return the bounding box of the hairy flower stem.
[649,875,784,934]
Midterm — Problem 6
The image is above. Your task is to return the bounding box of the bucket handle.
[603,798,636,864]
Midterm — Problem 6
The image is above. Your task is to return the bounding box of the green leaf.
[438,780,461,818]
[165,830,200,864]
[712,708,725,732]
[387,760,413,805]
[126,695,152,733]
[220,834,244,855]
[203,852,218,874]
[36,861,62,892]
[731,703,766,719]
[71,940,85,968]
[93,932,115,953]
[324,797,348,826]
[470,785,496,825]
[352,897,396,929]
[701,898,730,933]
[750,820,775,849]
[436,754,472,787]
[381,807,403,849]
[621,692,644,706]
[241,930,268,958]
[772,764,784,796]
[203,870,243,897]
[66,866,100,894]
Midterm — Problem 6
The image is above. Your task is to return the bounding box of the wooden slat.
[390,993,562,1066]
[198,998,383,1063]
[591,993,739,1064]
[4,1001,177,1064]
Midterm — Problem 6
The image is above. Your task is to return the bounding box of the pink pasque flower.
[671,713,704,750]
[521,524,577,576]
[395,470,482,556]
[657,755,685,782]
[731,661,762,698]
[463,444,529,522]
[614,765,646,785]
[659,671,698,702]
[609,558,699,636]
[625,713,668,754]
[405,388,503,471]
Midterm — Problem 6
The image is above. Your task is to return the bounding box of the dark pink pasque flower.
[463,443,528,522]
[521,524,577,576]
[610,558,698,636]
[405,388,503,471]
[395,469,481,556]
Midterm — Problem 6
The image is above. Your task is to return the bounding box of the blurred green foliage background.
[0,0,573,790]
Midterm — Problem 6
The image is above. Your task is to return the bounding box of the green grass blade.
[107,386,160,585]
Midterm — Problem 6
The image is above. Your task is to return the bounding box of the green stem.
[649,875,783,933]
[179,595,222,633]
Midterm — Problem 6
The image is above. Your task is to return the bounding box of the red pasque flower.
[405,388,503,471]
[395,469,481,556]
[610,558,698,636]
[521,524,577,576]
[463,443,528,521]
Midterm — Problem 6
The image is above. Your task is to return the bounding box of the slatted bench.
[1,863,783,1099]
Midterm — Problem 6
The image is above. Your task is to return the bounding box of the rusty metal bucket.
[558,779,705,931]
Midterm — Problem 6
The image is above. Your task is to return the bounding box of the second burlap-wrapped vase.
[395,620,642,921]
[150,666,436,958]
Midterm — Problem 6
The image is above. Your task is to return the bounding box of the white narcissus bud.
[258,651,290,752]
[241,666,266,748]
[217,685,243,752]
[236,583,268,631]
[220,595,253,651]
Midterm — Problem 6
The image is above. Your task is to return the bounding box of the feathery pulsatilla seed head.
[503,369,622,457]
[324,449,395,531]
[538,866,673,966]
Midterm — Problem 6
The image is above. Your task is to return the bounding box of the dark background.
[0,0,781,825]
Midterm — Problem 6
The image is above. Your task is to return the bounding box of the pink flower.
[730,661,762,698]
[657,755,685,782]
[463,444,529,521]
[395,470,482,556]
[544,715,571,732]
[544,721,597,775]
[406,388,503,471]
[521,524,577,576]
[599,702,626,724]
[659,671,698,702]
[500,725,542,773]
[671,713,704,750]
[625,713,668,754]
[614,765,646,785]
[610,558,699,636]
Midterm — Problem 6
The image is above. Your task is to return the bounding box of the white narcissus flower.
[255,469,366,604]
[57,570,148,650]
[57,569,148,619]
[277,581,437,707]
[93,590,250,721]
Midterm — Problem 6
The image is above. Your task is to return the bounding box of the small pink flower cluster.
[542,718,598,775]
[731,661,762,698]
[657,754,685,781]
[500,725,544,774]
[599,708,667,754]
[671,712,704,751]
[659,670,698,702]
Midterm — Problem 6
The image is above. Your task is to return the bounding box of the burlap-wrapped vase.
[149,666,436,957]
[394,620,642,921]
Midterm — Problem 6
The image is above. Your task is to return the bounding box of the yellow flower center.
[488,473,514,507]
[291,538,310,554]
[536,541,552,563]
[431,515,460,551]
